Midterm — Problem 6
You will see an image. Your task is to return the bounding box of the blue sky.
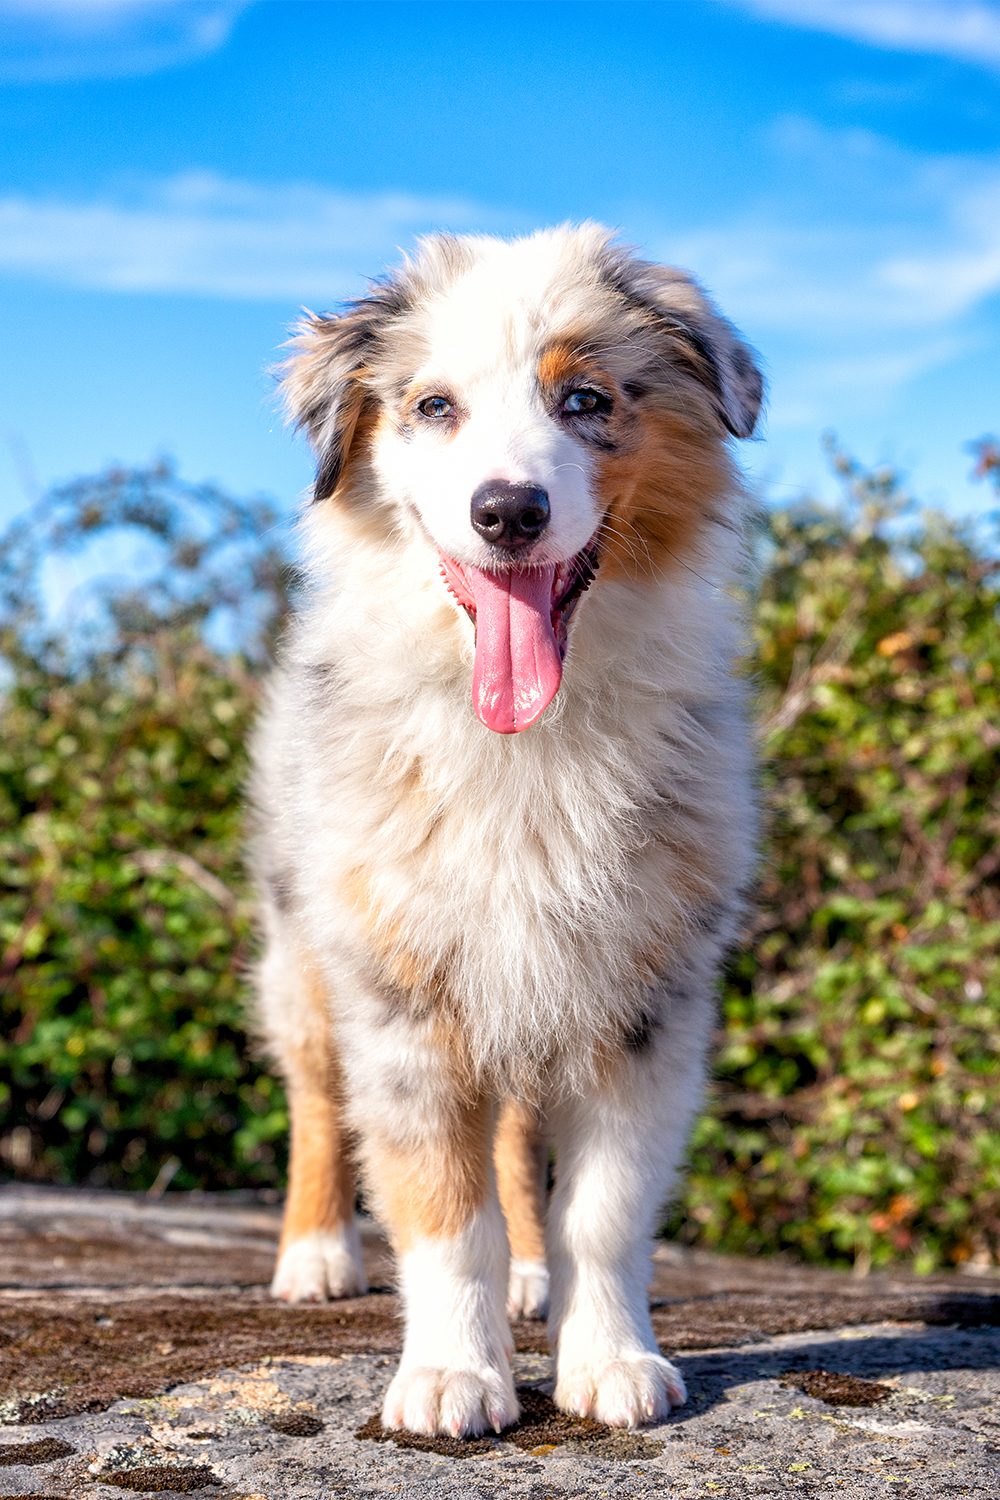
[1,0,999,532]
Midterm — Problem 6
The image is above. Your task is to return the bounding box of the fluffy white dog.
[249,224,762,1439]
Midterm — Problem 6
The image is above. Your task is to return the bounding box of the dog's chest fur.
[258,551,755,1092]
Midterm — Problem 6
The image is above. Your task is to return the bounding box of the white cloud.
[643,118,1000,427]
[1,125,998,435]
[769,335,974,428]
[876,172,1000,319]
[831,76,927,106]
[667,172,1000,337]
[0,172,509,301]
[0,0,252,82]
[728,0,1000,71]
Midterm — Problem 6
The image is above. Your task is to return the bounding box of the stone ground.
[0,1187,997,1499]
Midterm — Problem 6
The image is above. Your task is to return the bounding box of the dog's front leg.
[357,1056,516,1438]
[547,995,712,1427]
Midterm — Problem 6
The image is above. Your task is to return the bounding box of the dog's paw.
[381,1365,519,1438]
[555,1353,686,1427]
[270,1226,367,1303]
[507,1257,549,1320]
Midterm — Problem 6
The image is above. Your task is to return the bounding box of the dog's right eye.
[417,395,454,419]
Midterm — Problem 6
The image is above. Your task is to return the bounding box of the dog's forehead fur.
[283,224,763,512]
[409,227,623,375]
[365,224,761,431]
[363,226,616,400]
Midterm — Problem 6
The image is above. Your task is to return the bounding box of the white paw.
[381,1363,519,1438]
[270,1225,367,1303]
[555,1353,687,1427]
[507,1257,549,1319]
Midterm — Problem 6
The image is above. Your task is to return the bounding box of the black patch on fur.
[315,436,347,501]
[267,868,295,915]
[387,1068,419,1101]
[596,249,755,438]
[680,698,725,736]
[692,898,733,935]
[622,1007,660,1054]
[305,661,342,699]
[368,977,409,1025]
[303,277,414,502]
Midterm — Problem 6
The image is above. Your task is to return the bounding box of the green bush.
[1,445,997,1269]
[0,465,293,1191]
[677,441,1000,1272]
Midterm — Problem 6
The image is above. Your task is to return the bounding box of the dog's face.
[283,225,762,733]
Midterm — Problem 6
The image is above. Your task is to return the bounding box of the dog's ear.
[281,290,398,501]
[607,252,764,439]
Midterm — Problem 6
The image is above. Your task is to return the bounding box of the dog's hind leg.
[258,940,368,1302]
[495,1098,549,1319]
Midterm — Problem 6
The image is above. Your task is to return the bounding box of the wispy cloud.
[1,123,998,433]
[666,123,1000,329]
[0,172,511,301]
[728,0,1000,72]
[830,76,928,106]
[877,179,1000,321]
[647,118,1000,426]
[0,0,253,82]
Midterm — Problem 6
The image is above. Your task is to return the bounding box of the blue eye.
[562,388,610,416]
[417,395,454,419]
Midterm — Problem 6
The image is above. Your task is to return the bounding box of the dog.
[249,223,762,1438]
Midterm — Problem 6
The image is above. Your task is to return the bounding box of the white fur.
[546,992,712,1423]
[262,523,754,1100]
[382,1208,518,1437]
[271,1225,367,1302]
[507,1257,550,1320]
[374,364,599,572]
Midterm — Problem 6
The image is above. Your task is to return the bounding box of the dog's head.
[282,224,763,733]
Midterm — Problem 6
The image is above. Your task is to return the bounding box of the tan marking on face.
[536,341,618,409]
[278,961,359,1249]
[597,403,732,581]
[494,1098,547,1263]
[367,1096,492,1252]
[537,341,585,392]
[397,753,426,800]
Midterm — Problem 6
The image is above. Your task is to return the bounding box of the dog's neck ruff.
[438,548,599,734]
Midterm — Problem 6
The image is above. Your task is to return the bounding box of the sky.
[1,0,999,534]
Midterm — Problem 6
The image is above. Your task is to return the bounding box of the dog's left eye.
[562,389,611,416]
[417,395,454,419]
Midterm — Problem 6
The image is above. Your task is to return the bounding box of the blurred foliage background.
[1,443,998,1273]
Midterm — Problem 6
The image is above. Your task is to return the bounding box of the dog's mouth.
[439,543,599,734]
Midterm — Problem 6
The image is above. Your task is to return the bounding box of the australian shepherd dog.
[249,224,762,1438]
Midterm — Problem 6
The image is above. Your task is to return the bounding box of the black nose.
[470,481,550,550]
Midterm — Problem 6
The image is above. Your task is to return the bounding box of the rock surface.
[0,1186,997,1498]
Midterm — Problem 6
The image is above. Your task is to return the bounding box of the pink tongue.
[464,565,561,734]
